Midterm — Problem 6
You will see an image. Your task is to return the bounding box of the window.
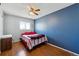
[20,21,31,30]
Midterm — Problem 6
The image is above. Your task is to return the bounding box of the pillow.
[21,32,36,35]
[24,34,39,36]
[22,34,38,38]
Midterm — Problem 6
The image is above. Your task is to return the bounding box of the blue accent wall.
[35,4,79,54]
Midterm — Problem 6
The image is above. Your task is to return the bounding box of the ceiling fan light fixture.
[29,12,35,16]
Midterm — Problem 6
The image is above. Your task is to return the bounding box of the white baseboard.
[12,39,20,43]
[47,43,79,56]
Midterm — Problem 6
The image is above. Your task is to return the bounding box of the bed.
[20,32,48,50]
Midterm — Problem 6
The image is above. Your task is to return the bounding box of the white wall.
[3,14,34,42]
[0,6,3,36]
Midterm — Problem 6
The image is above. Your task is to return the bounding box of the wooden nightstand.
[0,35,12,52]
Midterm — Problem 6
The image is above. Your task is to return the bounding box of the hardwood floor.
[0,41,74,56]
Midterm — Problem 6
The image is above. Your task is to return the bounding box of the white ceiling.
[1,3,73,20]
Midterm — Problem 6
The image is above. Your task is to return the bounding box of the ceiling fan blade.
[27,5,34,11]
[31,7,34,11]
[33,11,38,15]
[35,9,40,11]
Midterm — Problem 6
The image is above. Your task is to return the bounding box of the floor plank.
[1,42,74,56]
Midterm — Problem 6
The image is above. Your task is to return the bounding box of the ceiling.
[1,3,74,20]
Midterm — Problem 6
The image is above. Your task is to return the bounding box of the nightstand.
[0,35,12,52]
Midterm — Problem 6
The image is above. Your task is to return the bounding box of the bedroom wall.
[0,6,3,36]
[3,14,34,42]
[35,4,79,54]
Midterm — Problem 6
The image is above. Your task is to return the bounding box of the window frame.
[19,21,31,30]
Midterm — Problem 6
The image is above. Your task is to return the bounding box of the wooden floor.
[0,42,74,56]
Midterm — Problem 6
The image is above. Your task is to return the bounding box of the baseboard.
[12,40,20,43]
[47,43,79,56]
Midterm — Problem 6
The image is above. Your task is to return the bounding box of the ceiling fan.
[27,5,40,15]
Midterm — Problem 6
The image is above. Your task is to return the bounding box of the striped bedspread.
[20,34,48,50]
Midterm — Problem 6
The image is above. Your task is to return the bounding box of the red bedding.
[21,32,36,35]
[20,32,48,50]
